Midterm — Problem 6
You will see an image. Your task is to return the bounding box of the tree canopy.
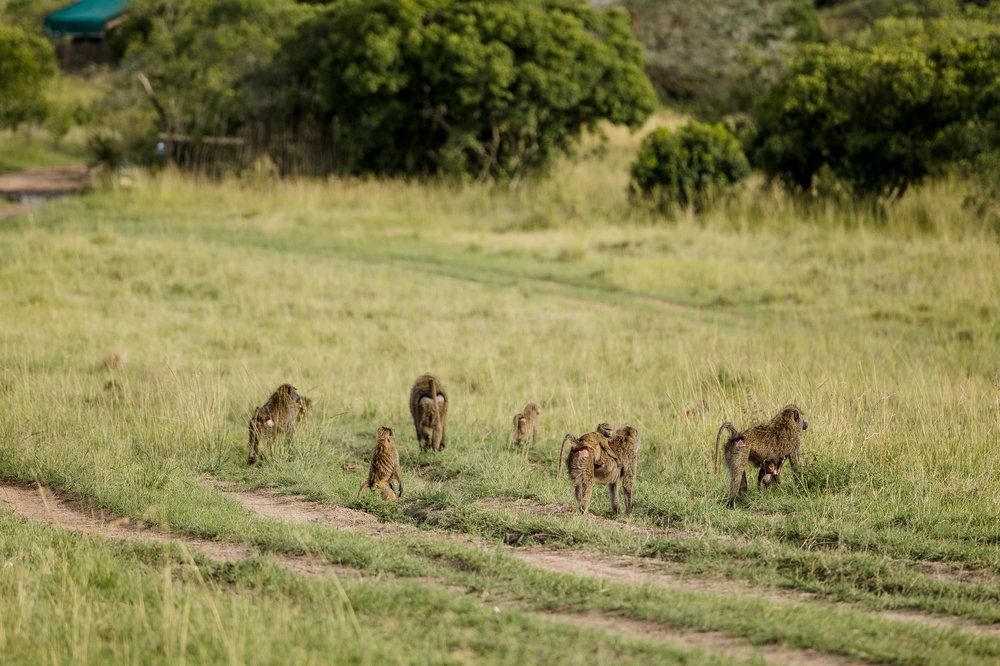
[0,25,56,129]
[752,18,1000,198]
[276,0,658,179]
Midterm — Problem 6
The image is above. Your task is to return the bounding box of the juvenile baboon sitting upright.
[409,374,448,451]
[512,403,541,448]
[714,404,808,507]
[357,426,404,501]
[247,383,306,465]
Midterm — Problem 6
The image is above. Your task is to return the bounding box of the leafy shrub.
[629,122,750,214]
[752,20,1000,198]
[86,129,125,172]
[274,0,657,179]
[0,25,56,129]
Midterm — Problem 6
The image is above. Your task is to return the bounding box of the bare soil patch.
[910,559,999,587]
[542,612,864,666]
[477,495,719,542]
[0,165,91,197]
[0,164,92,221]
[0,201,34,221]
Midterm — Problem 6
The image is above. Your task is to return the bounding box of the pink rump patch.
[578,449,589,458]
[266,419,275,428]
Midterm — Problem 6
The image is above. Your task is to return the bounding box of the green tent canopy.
[44,0,128,37]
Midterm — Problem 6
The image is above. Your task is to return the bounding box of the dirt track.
[207,482,1000,638]
[1,480,871,665]
[3,480,997,664]
[0,164,91,197]
[0,482,357,578]
[0,164,91,220]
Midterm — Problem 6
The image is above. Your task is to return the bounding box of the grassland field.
[0,121,998,665]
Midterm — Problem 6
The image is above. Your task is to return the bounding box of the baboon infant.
[357,426,404,501]
[561,425,640,517]
[247,383,306,465]
[409,374,448,451]
[512,403,541,447]
[758,459,783,488]
[714,404,808,507]
[297,395,313,424]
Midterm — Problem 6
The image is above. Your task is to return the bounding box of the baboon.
[557,426,608,479]
[714,404,808,507]
[297,395,313,424]
[512,403,541,448]
[590,425,641,517]
[247,383,304,465]
[409,374,448,451]
[757,459,783,488]
[357,426,403,501]
[561,433,604,514]
[561,425,641,518]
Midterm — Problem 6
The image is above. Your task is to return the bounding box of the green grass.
[1,128,998,664]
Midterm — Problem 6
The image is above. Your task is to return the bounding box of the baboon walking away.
[561,425,640,517]
[409,374,448,451]
[561,431,604,515]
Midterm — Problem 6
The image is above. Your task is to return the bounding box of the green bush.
[629,122,750,214]
[0,25,56,129]
[274,0,657,179]
[752,20,1000,198]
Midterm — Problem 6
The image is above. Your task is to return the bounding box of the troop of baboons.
[247,376,809,513]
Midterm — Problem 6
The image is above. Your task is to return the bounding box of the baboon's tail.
[557,434,576,479]
[714,422,736,473]
[356,481,369,497]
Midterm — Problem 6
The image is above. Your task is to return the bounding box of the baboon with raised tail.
[715,404,808,507]
[561,424,640,518]
[512,403,541,448]
[409,374,448,451]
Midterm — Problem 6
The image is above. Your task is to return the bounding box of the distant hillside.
[590,0,820,114]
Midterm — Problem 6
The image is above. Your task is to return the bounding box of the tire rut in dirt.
[0,482,357,579]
